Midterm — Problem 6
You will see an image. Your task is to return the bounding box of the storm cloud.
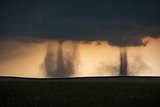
[0,0,160,46]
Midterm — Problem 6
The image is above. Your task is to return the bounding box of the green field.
[0,77,160,107]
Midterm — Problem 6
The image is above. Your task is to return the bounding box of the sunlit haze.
[0,36,160,77]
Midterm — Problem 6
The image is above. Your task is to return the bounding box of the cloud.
[0,35,46,43]
[81,22,160,46]
[1,22,159,47]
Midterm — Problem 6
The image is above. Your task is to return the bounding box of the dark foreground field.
[0,76,160,107]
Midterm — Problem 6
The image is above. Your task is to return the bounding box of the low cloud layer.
[0,0,160,47]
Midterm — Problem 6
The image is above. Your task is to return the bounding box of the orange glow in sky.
[0,37,160,77]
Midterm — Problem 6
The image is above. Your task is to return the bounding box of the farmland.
[0,76,160,107]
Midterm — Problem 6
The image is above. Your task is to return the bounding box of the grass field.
[0,76,160,107]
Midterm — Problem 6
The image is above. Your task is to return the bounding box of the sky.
[0,0,160,77]
[0,0,160,41]
[0,37,160,77]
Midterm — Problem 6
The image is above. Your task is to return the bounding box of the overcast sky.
[0,0,160,41]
